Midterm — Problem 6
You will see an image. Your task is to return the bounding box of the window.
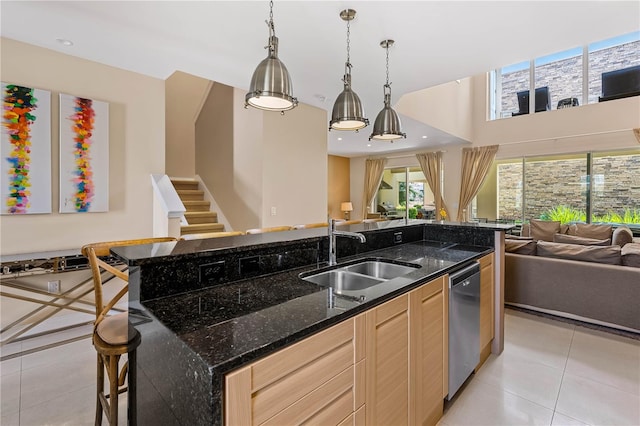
[375,167,431,219]
[489,31,640,120]
[588,33,640,104]
[498,61,530,118]
[477,150,640,226]
[535,47,583,110]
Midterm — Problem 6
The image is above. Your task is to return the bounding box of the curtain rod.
[370,149,446,160]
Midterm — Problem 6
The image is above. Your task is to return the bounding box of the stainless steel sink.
[341,261,417,280]
[303,270,384,291]
[301,259,420,293]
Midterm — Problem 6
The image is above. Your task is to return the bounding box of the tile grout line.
[550,324,576,424]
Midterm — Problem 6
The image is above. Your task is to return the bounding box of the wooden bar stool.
[82,237,177,425]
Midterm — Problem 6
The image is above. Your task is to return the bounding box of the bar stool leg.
[96,353,105,426]
[128,350,137,426]
[109,355,119,425]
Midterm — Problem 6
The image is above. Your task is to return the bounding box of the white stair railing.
[150,174,186,238]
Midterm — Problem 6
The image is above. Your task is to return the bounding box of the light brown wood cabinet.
[225,315,365,425]
[225,275,449,426]
[410,275,447,426]
[478,253,495,367]
[365,293,410,425]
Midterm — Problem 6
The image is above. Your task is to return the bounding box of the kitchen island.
[112,220,511,425]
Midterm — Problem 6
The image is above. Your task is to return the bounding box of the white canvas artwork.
[1,83,52,215]
[59,93,109,213]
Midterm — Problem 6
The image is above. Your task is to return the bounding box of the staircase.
[170,178,224,236]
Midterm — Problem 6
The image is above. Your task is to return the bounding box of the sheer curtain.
[456,145,499,221]
[416,152,449,220]
[362,158,387,218]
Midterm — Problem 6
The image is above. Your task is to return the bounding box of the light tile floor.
[440,309,640,426]
[1,309,639,425]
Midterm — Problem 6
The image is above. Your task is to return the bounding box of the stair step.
[170,178,199,191]
[183,201,211,212]
[184,211,218,224]
[181,223,224,235]
[177,190,205,201]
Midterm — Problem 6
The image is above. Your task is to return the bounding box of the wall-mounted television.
[599,65,640,102]
[512,87,551,116]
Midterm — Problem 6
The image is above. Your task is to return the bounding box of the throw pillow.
[505,239,537,255]
[621,243,640,267]
[529,219,560,242]
[612,226,634,247]
[574,223,613,240]
[553,234,611,246]
[537,241,621,265]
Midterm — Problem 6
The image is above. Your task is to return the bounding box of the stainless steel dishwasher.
[447,261,481,400]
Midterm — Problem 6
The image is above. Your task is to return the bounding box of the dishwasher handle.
[449,262,480,288]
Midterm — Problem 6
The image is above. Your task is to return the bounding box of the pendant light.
[369,40,406,141]
[245,0,298,113]
[329,9,368,131]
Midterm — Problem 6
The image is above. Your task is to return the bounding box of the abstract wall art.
[1,82,52,215]
[59,93,109,213]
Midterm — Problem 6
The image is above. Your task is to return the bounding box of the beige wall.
[165,71,211,177]
[262,102,327,227]
[0,38,165,255]
[397,78,473,141]
[195,83,327,231]
[328,155,350,220]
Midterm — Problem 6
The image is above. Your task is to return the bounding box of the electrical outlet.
[271,206,277,216]
[47,280,61,294]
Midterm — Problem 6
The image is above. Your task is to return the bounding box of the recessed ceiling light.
[422,135,428,139]
[56,38,73,47]
[337,137,342,141]
[367,144,371,147]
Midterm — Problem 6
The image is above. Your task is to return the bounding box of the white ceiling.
[2,1,638,157]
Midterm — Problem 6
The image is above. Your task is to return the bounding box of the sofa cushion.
[568,223,613,240]
[505,239,537,255]
[612,226,634,247]
[621,243,640,267]
[506,234,534,240]
[553,234,611,246]
[530,219,561,241]
[536,241,621,265]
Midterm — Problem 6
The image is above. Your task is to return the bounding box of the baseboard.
[505,303,640,338]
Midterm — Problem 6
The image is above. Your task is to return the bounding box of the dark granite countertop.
[111,219,510,267]
[139,239,492,375]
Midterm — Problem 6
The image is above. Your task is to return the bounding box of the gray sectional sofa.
[505,221,640,333]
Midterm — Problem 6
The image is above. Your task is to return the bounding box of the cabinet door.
[479,253,495,364]
[225,317,357,425]
[365,293,410,426]
[410,275,446,426]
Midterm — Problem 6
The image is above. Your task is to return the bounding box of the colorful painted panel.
[59,94,109,213]
[1,83,52,215]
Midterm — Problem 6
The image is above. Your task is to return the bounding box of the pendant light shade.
[246,1,298,113]
[370,40,406,141]
[330,9,368,131]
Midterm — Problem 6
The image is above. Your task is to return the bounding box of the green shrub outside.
[539,205,640,225]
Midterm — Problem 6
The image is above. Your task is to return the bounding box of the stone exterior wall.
[499,40,640,115]
[497,154,640,220]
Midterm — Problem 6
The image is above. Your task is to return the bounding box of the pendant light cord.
[385,43,391,89]
[346,17,351,65]
[267,0,275,43]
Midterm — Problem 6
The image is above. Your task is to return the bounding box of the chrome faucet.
[328,218,366,266]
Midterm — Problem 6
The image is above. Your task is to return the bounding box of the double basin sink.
[301,259,421,294]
